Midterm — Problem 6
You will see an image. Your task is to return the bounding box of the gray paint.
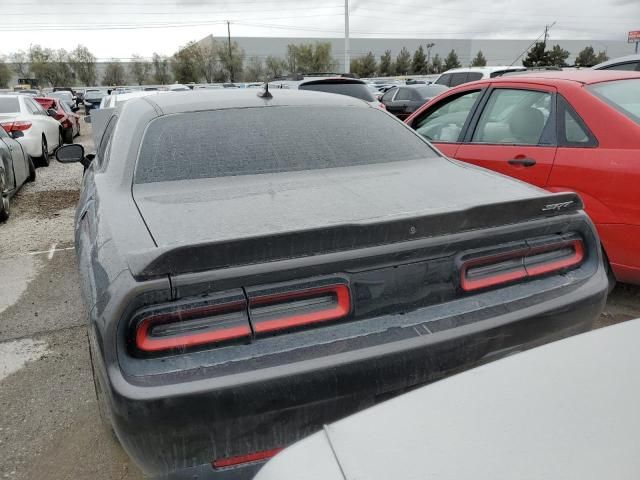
[132,157,544,248]
[256,318,640,480]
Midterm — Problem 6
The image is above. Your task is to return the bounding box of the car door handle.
[508,157,536,167]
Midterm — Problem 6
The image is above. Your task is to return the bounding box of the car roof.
[593,54,640,69]
[478,69,640,85]
[441,66,527,74]
[113,90,167,102]
[299,77,366,85]
[139,88,370,114]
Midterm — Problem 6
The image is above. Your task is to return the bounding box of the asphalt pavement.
[0,118,638,479]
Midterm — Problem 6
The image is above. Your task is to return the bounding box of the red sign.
[629,31,640,43]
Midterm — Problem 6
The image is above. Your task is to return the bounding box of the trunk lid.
[130,159,581,278]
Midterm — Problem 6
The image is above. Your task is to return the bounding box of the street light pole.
[344,0,350,73]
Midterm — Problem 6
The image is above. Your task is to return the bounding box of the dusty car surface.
[57,89,607,479]
[256,318,640,480]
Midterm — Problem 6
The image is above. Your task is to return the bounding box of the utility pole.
[543,21,556,48]
[227,20,234,82]
[344,0,350,74]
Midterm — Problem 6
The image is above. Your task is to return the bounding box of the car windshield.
[0,97,20,113]
[588,79,640,124]
[135,106,436,183]
[299,82,376,102]
[414,85,449,98]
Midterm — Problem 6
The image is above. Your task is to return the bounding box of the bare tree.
[244,56,265,82]
[9,50,30,78]
[129,54,152,85]
[69,45,97,86]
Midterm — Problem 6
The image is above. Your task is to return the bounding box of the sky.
[0,0,638,59]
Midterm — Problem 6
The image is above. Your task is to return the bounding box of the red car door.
[454,85,557,187]
[407,87,485,158]
[548,82,640,284]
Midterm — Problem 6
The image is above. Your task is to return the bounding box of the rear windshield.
[85,90,105,100]
[299,82,375,102]
[0,97,20,113]
[588,79,640,124]
[135,106,436,184]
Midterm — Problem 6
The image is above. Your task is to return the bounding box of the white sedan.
[0,94,62,167]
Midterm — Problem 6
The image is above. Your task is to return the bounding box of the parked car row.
[55,83,609,479]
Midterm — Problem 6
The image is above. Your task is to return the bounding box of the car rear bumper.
[93,267,607,479]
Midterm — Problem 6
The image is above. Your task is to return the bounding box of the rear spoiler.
[127,192,583,280]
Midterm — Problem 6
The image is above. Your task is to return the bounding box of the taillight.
[212,448,282,469]
[133,297,251,352]
[460,237,585,292]
[131,283,351,354]
[249,284,350,335]
[1,121,32,133]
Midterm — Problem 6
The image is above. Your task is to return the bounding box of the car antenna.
[257,79,273,99]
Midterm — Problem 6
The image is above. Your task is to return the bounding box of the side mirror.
[47,109,57,117]
[10,130,24,139]
[56,144,85,163]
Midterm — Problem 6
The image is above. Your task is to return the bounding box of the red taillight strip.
[459,248,529,292]
[250,285,351,334]
[460,239,584,292]
[524,240,584,277]
[212,447,283,469]
[135,301,250,352]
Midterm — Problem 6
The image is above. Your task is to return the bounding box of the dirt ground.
[0,117,638,479]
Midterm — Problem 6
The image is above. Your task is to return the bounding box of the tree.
[547,44,570,68]
[575,46,607,67]
[265,55,287,78]
[198,38,224,83]
[286,42,336,74]
[69,45,96,86]
[171,41,203,83]
[219,41,244,82]
[595,51,609,64]
[430,53,443,74]
[0,58,11,88]
[444,49,462,70]
[9,51,30,78]
[128,54,151,85]
[102,60,126,86]
[522,42,551,67]
[152,53,171,84]
[351,52,377,78]
[244,56,265,82]
[411,46,427,74]
[379,50,394,76]
[29,46,74,87]
[471,50,487,67]
[395,47,411,75]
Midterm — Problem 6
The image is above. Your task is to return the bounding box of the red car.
[34,96,80,144]
[405,71,640,285]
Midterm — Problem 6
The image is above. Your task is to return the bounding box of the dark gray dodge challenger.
[56,89,607,479]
